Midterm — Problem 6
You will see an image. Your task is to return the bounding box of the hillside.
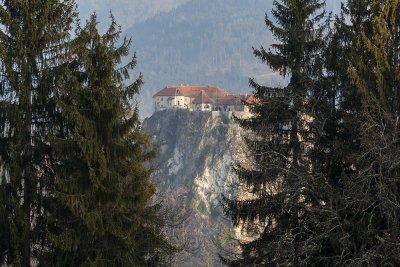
[74,0,342,117]
[75,0,189,31]
[127,0,282,116]
[127,0,342,117]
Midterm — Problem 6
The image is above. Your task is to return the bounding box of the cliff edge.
[142,109,249,266]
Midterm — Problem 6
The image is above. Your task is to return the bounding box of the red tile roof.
[215,95,247,105]
[153,87,178,97]
[192,90,213,104]
[245,95,260,105]
[153,85,229,99]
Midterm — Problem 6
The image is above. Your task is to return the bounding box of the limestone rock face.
[142,109,249,266]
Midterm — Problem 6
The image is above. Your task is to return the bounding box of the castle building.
[153,85,250,113]
[243,94,260,112]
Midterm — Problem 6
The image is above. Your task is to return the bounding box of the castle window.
[178,101,180,105]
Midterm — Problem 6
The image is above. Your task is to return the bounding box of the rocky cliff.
[142,109,249,266]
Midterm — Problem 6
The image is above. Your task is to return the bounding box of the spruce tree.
[343,0,400,264]
[309,0,400,264]
[0,1,76,265]
[223,0,332,265]
[334,0,377,161]
[40,14,175,266]
[349,0,399,113]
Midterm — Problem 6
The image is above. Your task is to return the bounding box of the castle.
[153,85,252,113]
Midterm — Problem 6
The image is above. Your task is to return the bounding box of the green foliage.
[222,0,337,265]
[216,226,237,250]
[190,191,199,211]
[203,225,239,266]
[224,0,400,265]
[197,200,208,215]
[0,1,76,265]
[0,2,175,265]
[40,14,175,266]
[349,0,400,113]
[189,186,209,216]
[339,1,400,264]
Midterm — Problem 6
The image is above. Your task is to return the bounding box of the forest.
[1,0,400,266]
[76,0,189,31]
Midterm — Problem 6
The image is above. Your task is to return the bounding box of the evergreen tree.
[342,0,400,264]
[334,0,377,162]
[311,0,400,264]
[223,0,400,265]
[223,0,333,265]
[0,1,76,265]
[40,14,175,266]
[349,0,399,113]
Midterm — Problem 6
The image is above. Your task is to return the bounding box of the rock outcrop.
[142,109,249,266]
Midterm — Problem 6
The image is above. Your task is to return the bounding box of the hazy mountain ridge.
[127,0,342,117]
[75,0,342,117]
[127,0,282,117]
[75,0,189,31]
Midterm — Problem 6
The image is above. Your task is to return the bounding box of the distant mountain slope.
[76,0,189,31]
[124,0,341,117]
[74,0,342,117]
[126,0,284,116]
